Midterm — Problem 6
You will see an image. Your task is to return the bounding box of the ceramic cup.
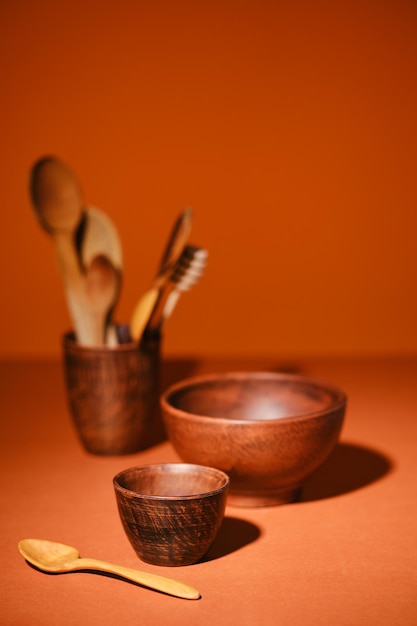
[62,326,161,455]
[113,463,230,566]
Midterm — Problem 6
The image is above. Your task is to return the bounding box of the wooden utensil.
[145,245,208,336]
[85,255,121,345]
[80,206,123,271]
[129,208,193,342]
[18,539,200,600]
[29,157,99,345]
[157,207,193,274]
[79,207,123,345]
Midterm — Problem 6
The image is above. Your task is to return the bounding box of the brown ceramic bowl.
[113,463,230,566]
[160,372,347,507]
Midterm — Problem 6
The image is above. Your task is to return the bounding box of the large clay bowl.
[160,372,347,507]
[113,463,229,566]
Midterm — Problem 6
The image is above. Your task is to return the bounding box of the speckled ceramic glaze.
[160,372,347,507]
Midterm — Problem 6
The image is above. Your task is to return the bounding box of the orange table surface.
[1,355,416,626]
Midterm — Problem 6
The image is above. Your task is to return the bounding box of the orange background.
[1,0,416,359]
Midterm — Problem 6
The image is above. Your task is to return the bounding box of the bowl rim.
[160,371,347,424]
[113,462,230,500]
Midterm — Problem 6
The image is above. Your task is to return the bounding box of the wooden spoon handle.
[158,208,193,275]
[53,232,102,346]
[129,210,193,342]
[76,557,200,599]
[129,286,161,342]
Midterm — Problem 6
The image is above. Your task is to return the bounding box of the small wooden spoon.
[80,207,123,344]
[85,255,121,345]
[18,539,200,600]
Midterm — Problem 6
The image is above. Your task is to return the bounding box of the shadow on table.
[301,441,393,502]
[202,517,261,562]
[144,358,202,448]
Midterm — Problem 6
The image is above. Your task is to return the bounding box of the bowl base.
[227,486,303,507]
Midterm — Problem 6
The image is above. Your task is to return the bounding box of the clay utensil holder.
[62,326,161,455]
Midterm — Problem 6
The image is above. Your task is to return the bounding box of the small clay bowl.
[160,372,347,507]
[113,463,230,566]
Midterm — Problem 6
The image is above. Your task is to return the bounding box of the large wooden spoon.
[29,157,99,345]
[18,539,200,600]
[30,156,84,242]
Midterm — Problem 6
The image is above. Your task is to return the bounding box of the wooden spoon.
[29,157,98,345]
[80,207,123,345]
[18,538,200,600]
[30,156,84,245]
[85,255,121,345]
[130,208,193,342]
[80,206,123,271]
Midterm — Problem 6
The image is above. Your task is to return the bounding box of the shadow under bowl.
[160,372,347,507]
